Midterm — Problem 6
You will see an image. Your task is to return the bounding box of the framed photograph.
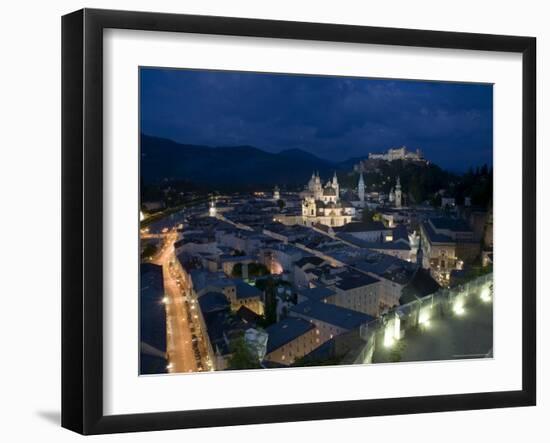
[62,8,536,435]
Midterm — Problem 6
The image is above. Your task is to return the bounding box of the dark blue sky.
[140,68,493,172]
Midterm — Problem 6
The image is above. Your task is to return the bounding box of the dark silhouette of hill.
[140,134,337,187]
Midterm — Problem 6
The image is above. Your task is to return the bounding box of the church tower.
[358,172,365,203]
[395,177,402,209]
[314,171,322,199]
[332,172,339,198]
[209,197,217,217]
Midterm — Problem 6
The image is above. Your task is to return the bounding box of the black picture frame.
[62,8,536,435]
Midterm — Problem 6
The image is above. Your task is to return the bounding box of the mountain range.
[141,134,349,188]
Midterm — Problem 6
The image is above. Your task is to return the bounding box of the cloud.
[140,68,493,170]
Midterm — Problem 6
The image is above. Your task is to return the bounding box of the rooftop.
[295,256,325,269]
[335,221,387,233]
[297,286,337,302]
[337,233,410,251]
[265,318,315,354]
[430,217,472,232]
[233,279,263,300]
[202,310,247,356]
[422,217,477,244]
[399,268,441,304]
[198,291,230,314]
[354,253,416,280]
[334,269,380,291]
[236,305,261,324]
[290,301,374,330]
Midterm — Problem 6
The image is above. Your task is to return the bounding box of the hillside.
[140,134,337,188]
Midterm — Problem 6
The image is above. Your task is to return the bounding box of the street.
[150,230,209,373]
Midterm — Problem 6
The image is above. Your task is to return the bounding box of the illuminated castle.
[368,146,424,162]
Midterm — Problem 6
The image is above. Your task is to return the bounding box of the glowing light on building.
[384,329,395,348]
[419,306,432,328]
[270,260,283,275]
[384,316,401,348]
[209,199,217,217]
[480,286,492,303]
[453,299,465,316]
[140,211,145,221]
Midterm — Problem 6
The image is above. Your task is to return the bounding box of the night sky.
[140,68,493,172]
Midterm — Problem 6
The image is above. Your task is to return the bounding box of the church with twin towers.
[300,171,355,227]
[274,170,403,228]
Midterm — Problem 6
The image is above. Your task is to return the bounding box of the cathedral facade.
[300,172,354,227]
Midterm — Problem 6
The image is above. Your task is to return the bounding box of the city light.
[453,300,465,316]
[162,296,169,304]
[384,318,399,348]
[480,287,492,303]
[384,333,395,348]
[419,306,431,327]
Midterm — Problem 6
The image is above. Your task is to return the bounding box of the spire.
[209,196,217,217]
[333,171,338,184]
[395,177,402,209]
[358,172,365,203]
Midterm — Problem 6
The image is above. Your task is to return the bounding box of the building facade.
[420,217,480,286]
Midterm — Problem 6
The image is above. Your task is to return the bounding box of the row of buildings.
[143,163,492,372]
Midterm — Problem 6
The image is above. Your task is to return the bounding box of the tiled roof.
[290,301,373,330]
[265,318,315,354]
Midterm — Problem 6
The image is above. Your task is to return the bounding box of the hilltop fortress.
[368,146,424,162]
[354,146,426,172]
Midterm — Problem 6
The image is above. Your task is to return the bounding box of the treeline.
[340,160,492,209]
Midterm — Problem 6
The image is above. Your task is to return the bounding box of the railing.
[356,273,493,364]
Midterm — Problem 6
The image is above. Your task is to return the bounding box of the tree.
[362,208,375,223]
[231,262,269,278]
[372,212,383,222]
[430,194,442,208]
[257,277,278,327]
[277,199,286,211]
[227,336,261,370]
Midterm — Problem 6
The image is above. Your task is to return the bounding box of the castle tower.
[273,186,280,200]
[395,177,402,209]
[358,172,365,203]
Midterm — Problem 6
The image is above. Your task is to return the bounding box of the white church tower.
[395,177,402,209]
[358,172,365,203]
[209,197,217,217]
[332,172,339,198]
[273,186,280,200]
